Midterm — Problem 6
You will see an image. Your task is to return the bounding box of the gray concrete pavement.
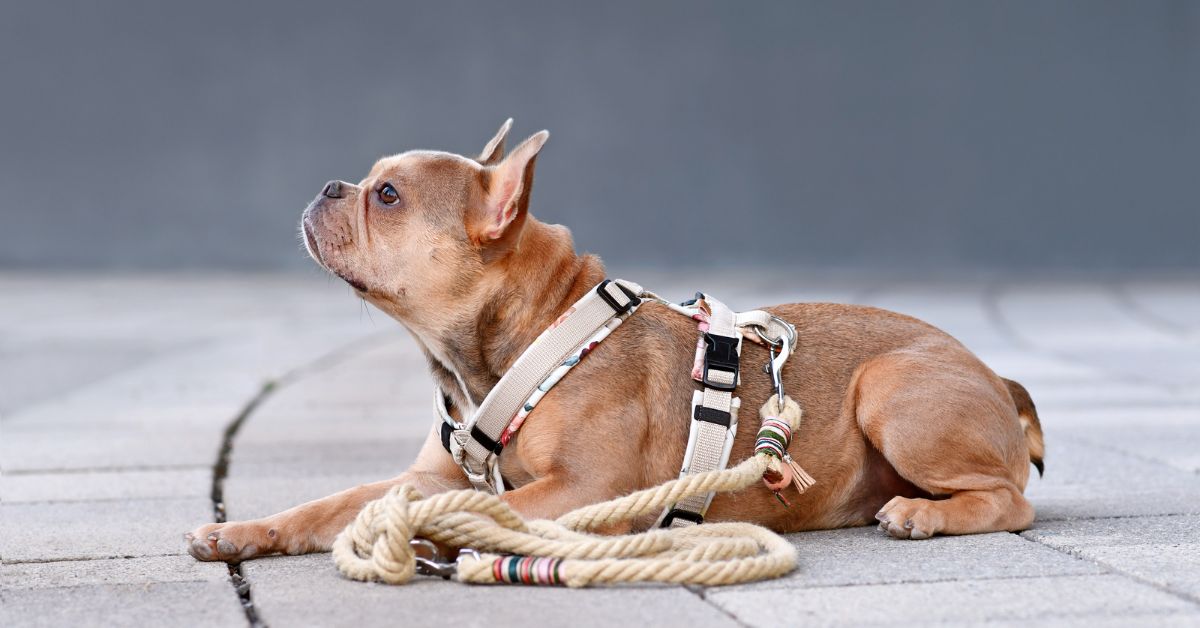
[2,271,1198,626]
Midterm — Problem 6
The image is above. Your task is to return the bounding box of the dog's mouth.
[301,219,324,267]
[302,219,369,293]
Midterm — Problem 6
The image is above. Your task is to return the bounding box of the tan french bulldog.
[186,119,1044,562]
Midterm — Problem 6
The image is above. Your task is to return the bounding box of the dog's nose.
[321,180,344,199]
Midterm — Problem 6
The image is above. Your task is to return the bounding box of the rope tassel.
[755,395,816,504]
[331,395,813,587]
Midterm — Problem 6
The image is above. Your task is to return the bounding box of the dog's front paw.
[185,521,273,562]
[875,496,942,540]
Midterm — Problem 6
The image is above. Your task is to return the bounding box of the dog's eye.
[378,183,400,205]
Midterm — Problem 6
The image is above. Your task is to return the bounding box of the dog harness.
[435,279,797,528]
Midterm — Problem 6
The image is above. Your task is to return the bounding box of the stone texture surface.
[706,575,1199,627]
[1023,515,1200,602]
[729,528,1102,592]
[3,272,1198,626]
[0,497,215,562]
[0,556,231,590]
[0,581,246,628]
[241,554,740,628]
[1,468,213,503]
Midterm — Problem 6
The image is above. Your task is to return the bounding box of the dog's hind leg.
[851,347,1035,539]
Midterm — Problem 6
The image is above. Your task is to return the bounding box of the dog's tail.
[1004,378,1044,477]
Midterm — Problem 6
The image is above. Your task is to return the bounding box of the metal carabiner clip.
[766,344,785,403]
[753,315,793,404]
[410,539,482,580]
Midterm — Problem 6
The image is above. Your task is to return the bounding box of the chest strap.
[438,279,643,493]
[656,293,742,528]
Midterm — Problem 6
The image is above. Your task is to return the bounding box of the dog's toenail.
[208,533,218,541]
[875,511,886,521]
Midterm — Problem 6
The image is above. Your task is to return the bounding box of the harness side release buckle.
[702,332,740,391]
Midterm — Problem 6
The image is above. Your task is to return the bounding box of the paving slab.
[1019,379,1200,411]
[1022,436,1200,521]
[1,468,211,503]
[0,581,245,628]
[2,400,247,430]
[225,468,408,521]
[230,437,425,468]
[994,283,1200,387]
[728,528,1100,592]
[706,574,1200,627]
[1118,279,1200,335]
[1023,515,1200,602]
[0,339,172,416]
[0,555,229,589]
[1039,405,1200,473]
[0,497,211,562]
[0,423,226,472]
[241,553,739,628]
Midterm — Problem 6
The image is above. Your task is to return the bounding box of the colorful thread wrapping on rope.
[756,409,816,506]
[493,555,563,585]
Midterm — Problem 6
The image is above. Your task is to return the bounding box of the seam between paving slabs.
[4,464,214,476]
[688,585,751,628]
[1108,280,1194,338]
[1013,531,1200,608]
[710,571,1113,594]
[207,332,390,628]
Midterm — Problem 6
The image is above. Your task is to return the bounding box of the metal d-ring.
[753,326,784,348]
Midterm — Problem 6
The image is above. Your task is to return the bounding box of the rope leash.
[332,395,812,587]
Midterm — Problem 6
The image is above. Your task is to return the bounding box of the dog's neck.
[418,218,605,410]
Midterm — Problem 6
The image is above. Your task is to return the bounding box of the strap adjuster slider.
[596,279,641,315]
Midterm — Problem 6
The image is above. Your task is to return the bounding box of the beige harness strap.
[449,279,643,493]
[658,294,741,528]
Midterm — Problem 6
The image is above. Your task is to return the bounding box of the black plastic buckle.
[702,332,740,391]
[596,279,641,315]
[693,405,732,427]
[661,508,704,527]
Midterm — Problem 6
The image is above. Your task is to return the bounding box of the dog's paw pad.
[185,522,263,562]
[875,496,939,540]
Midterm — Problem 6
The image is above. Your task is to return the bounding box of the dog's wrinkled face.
[301,119,547,330]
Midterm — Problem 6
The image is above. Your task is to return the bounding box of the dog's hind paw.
[875,496,940,540]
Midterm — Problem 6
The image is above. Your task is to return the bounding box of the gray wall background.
[1,1,1197,272]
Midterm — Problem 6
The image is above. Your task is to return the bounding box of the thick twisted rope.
[332,396,805,587]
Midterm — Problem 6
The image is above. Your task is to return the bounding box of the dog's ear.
[471,130,549,245]
[477,118,514,166]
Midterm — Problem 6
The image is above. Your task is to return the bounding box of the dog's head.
[300,119,549,328]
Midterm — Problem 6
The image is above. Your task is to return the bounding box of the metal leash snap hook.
[764,344,785,403]
[411,539,481,580]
